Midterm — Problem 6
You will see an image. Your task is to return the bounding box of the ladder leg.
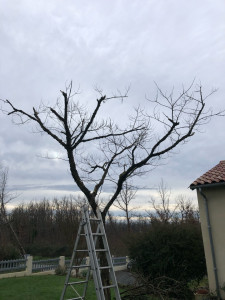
[60,222,84,300]
[83,209,105,300]
[96,209,121,300]
[81,256,91,299]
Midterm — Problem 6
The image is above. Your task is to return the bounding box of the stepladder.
[60,206,121,300]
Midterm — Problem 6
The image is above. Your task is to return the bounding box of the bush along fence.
[0,256,128,279]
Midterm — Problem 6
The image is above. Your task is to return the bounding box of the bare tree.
[1,81,223,298]
[0,165,26,257]
[147,179,177,223]
[0,166,10,220]
[113,181,138,232]
[147,180,200,224]
[176,194,199,223]
[1,82,222,220]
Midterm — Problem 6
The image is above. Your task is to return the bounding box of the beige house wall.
[197,186,225,299]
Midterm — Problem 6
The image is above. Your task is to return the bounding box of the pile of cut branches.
[120,275,193,300]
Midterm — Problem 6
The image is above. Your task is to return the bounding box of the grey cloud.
[0,0,225,208]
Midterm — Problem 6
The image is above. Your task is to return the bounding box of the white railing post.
[26,256,33,275]
[85,256,90,275]
[86,256,90,267]
[59,256,65,269]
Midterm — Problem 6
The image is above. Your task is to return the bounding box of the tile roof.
[190,160,225,189]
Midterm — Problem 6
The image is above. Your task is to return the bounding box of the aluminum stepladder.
[60,206,121,300]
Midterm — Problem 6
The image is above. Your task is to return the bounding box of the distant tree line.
[0,196,149,260]
[1,189,203,261]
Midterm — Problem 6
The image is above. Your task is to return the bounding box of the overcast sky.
[0,0,225,212]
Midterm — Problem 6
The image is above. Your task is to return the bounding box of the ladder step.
[67,297,84,300]
[95,249,107,252]
[67,280,88,285]
[92,233,104,236]
[103,284,116,289]
[99,266,112,270]
[72,265,91,269]
[89,218,101,221]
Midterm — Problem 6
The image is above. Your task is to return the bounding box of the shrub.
[0,244,21,260]
[128,221,206,283]
[25,244,71,258]
[55,265,67,276]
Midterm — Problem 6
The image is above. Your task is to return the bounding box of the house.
[190,160,225,299]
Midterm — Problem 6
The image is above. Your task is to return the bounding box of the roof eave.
[190,181,225,190]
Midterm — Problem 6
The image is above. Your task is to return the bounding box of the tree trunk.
[8,222,26,257]
[1,211,26,258]
[99,237,112,300]
[99,214,112,300]
[126,210,131,233]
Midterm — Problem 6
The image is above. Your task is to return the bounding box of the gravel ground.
[115,270,137,286]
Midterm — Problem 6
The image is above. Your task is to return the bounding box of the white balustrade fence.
[0,255,128,279]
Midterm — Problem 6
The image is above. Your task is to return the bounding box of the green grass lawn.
[0,274,183,299]
[0,275,106,299]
